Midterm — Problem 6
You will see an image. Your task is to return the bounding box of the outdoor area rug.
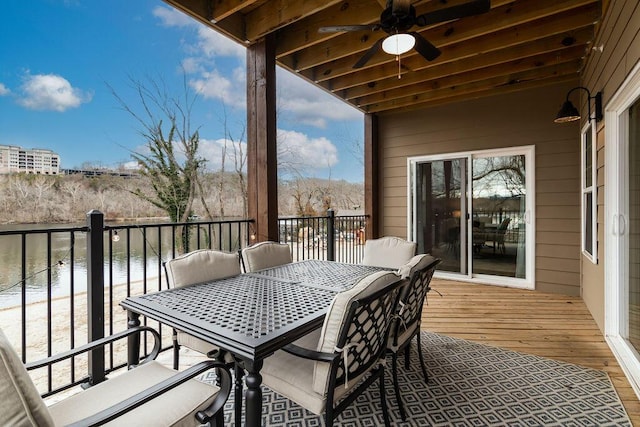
[205,331,631,426]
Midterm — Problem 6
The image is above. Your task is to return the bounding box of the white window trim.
[581,121,597,263]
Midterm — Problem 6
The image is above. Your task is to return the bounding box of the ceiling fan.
[319,0,491,69]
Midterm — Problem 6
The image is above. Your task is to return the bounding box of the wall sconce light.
[554,86,603,123]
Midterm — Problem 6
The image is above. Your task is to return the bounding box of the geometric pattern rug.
[203,332,631,426]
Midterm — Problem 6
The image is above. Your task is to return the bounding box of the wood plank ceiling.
[164,0,602,114]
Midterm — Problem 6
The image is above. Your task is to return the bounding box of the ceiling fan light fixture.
[382,33,415,55]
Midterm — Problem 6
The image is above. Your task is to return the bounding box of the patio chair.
[389,254,441,420]
[260,270,403,427]
[240,241,292,272]
[487,218,511,254]
[361,236,417,269]
[0,325,231,426]
[164,249,241,370]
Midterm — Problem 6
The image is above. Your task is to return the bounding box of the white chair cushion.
[176,333,235,363]
[261,344,367,416]
[48,361,220,427]
[361,237,417,269]
[0,328,54,427]
[241,241,292,272]
[312,270,399,394]
[387,320,419,352]
[165,249,240,288]
[397,253,437,279]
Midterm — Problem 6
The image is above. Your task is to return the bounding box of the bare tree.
[108,74,206,224]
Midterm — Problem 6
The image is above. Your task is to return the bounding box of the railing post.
[86,210,105,386]
[327,209,336,261]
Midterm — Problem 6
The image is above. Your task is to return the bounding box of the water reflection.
[0,223,205,309]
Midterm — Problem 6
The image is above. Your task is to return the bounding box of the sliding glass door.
[413,158,468,274]
[409,147,534,288]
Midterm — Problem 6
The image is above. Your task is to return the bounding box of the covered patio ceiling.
[164,0,601,114]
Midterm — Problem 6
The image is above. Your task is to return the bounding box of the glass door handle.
[612,213,626,236]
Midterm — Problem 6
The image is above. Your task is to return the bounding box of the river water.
[0,223,172,309]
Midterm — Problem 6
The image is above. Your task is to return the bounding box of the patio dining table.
[120,259,389,427]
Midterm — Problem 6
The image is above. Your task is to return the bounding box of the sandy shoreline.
[0,276,174,396]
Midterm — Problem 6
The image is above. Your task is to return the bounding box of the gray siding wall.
[378,81,582,296]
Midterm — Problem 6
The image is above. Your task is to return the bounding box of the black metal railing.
[0,210,367,397]
[278,210,367,264]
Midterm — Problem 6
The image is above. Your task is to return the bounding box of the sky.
[0,0,365,182]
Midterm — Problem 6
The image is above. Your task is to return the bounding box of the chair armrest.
[25,326,160,371]
[66,360,232,427]
[282,343,338,363]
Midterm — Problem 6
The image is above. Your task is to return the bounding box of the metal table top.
[247,259,389,291]
[120,260,389,361]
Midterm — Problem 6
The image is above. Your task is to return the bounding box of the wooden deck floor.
[422,278,640,425]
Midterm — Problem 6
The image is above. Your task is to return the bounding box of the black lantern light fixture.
[554,86,603,123]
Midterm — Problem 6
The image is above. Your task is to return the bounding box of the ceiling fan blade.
[353,39,383,69]
[410,32,441,61]
[416,0,491,26]
[318,25,377,33]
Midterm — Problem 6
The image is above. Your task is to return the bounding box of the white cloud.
[152,6,193,28]
[200,137,246,171]
[17,73,92,112]
[0,83,9,96]
[277,69,362,128]
[277,129,338,173]
[198,130,338,175]
[153,6,245,59]
[189,67,246,108]
[196,26,245,59]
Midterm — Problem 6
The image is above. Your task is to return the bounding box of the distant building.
[62,168,138,178]
[0,145,60,175]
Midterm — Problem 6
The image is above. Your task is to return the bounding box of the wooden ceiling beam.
[209,0,258,23]
[364,61,580,113]
[355,52,584,107]
[342,32,591,100]
[274,0,380,58]
[284,0,596,73]
[164,0,245,42]
[310,5,598,88]
[243,0,345,42]
[381,74,578,114]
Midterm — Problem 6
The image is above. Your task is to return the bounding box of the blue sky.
[0,0,365,182]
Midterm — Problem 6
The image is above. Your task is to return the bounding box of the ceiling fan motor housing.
[380,5,417,34]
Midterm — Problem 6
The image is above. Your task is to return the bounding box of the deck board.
[422,278,640,425]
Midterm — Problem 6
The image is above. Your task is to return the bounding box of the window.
[582,122,597,262]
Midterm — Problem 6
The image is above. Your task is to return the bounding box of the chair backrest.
[498,218,511,231]
[361,236,417,269]
[313,271,402,394]
[0,328,54,427]
[165,249,240,288]
[241,241,292,272]
[391,254,441,347]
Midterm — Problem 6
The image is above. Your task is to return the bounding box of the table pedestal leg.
[126,311,141,368]
[245,360,263,427]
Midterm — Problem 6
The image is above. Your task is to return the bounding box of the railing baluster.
[46,231,52,393]
[86,210,105,386]
[69,231,76,384]
[21,233,26,363]
[108,229,115,370]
